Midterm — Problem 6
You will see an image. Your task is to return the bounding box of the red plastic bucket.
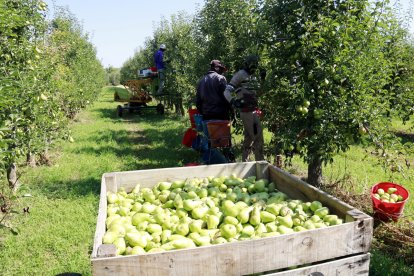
[206,120,231,148]
[182,128,197,148]
[188,108,199,128]
[371,182,409,222]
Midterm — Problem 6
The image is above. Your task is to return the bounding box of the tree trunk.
[7,163,19,192]
[26,152,36,167]
[307,155,323,186]
[39,148,51,165]
[274,154,283,168]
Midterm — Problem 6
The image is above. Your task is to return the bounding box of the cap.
[159,44,166,50]
[210,60,226,70]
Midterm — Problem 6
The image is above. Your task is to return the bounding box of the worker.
[196,60,230,121]
[154,44,167,95]
[224,55,265,162]
[195,60,234,164]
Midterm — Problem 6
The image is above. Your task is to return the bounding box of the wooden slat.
[91,174,109,258]
[92,222,371,276]
[268,253,370,276]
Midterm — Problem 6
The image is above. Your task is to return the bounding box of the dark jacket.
[196,71,230,120]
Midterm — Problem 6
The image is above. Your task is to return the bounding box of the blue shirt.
[154,49,165,70]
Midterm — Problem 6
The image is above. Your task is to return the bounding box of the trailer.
[114,71,165,117]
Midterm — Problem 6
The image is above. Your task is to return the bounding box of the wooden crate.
[91,161,373,275]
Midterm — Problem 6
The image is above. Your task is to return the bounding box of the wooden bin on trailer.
[91,161,373,276]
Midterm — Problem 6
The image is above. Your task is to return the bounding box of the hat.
[210,60,226,70]
[159,44,166,50]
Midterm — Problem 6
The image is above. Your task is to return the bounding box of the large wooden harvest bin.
[91,161,373,275]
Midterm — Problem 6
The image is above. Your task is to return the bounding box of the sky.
[45,0,204,68]
[45,0,413,69]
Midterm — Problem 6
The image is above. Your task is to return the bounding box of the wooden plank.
[267,253,370,275]
[91,174,109,258]
[92,222,371,276]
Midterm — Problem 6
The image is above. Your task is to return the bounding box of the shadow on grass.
[394,131,414,144]
[73,111,199,171]
[34,176,101,200]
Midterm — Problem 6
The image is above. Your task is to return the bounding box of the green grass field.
[0,86,412,275]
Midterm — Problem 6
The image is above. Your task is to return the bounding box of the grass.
[0,86,413,275]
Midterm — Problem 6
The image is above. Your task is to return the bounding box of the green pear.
[260,211,276,223]
[265,222,278,232]
[267,192,288,204]
[249,206,261,226]
[108,223,127,237]
[237,206,253,224]
[158,181,172,191]
[131,246,146,255]
[223,216,239,226]
[267,182,276,193]
[323,214,338,224]
[132,213,151,226]
[183,199,200,211]
[125,232,148,248]
[113,237,126,255]
[254,179,268,192]
[206,214,220,229]
[141,202,156,214]
[279,206,293,217]
[310,214,321,223]
[241,224,255,237]
[293,226,307,232]
[192,205,209,219]
[314,222,327,228]
[265,203,283,216]
[303,220,316,230]
[310,201,323,212]
[314,207,329,218]
[222,200,240,217]
[171,238,196,249]
[193,235,211,246]
[102,231,118,244]
[387,187,398,194]
[277,215,293,228]
[147,223,162,234]
[107,192,118,204]
[220,224,238,239]
[212,237,228,244]
[173,194,184,209]
[189,219,205,233]
[161,230,172,244]
[175,223,190,236]
[171,180,185,189]
[278,225,294,235]
[147,247,165,253]
[162,200,174,209]
[255,223,267,235]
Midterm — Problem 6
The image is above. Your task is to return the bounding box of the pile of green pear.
[372,187,404,203]
[103,175,343,255]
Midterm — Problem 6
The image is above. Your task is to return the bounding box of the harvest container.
[91,161,372,275]
[371,182,409,222]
